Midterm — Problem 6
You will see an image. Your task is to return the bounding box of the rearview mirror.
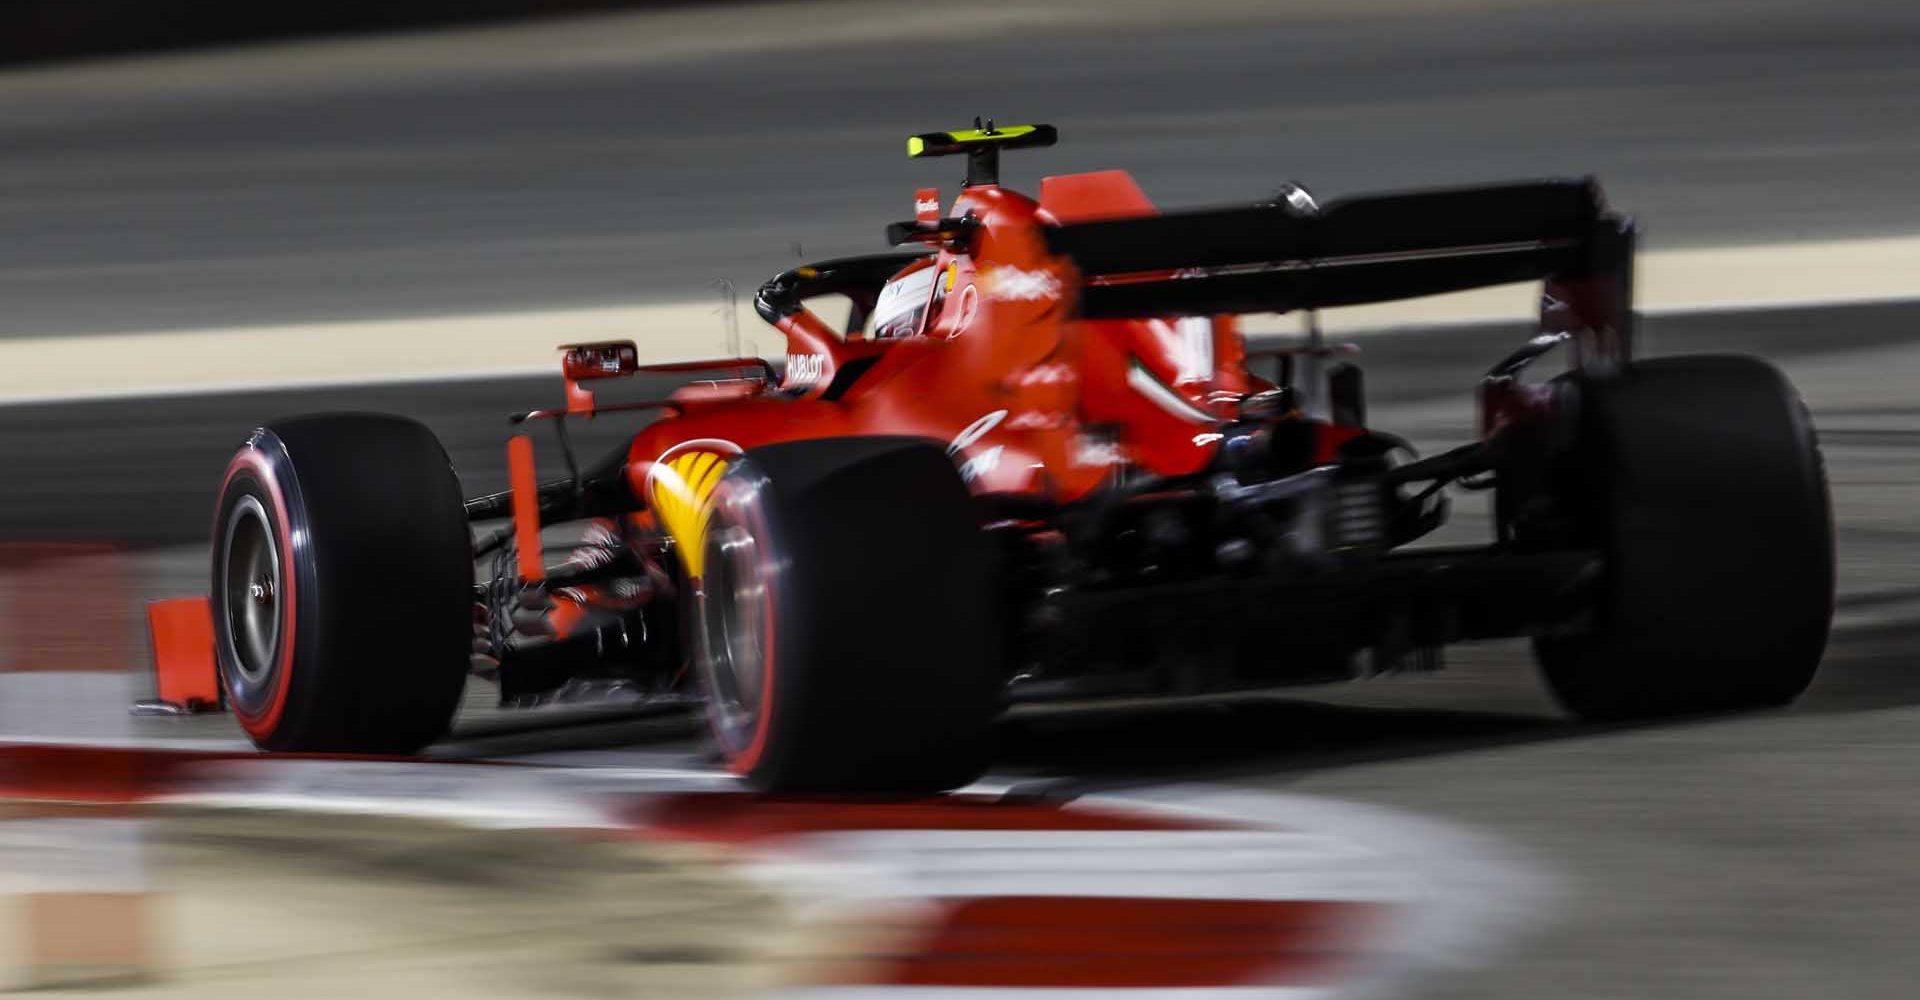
[560,341,640,381]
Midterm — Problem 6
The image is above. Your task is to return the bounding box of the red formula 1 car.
[143,123,1834,792]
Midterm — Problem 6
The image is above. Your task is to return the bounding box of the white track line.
[2,235,1917,406]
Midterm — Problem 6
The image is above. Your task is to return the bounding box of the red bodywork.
[146,597,219,712]
[143,146,1634,726]
[619,171,1298,512]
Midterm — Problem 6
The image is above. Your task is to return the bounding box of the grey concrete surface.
[1,0,1918,336]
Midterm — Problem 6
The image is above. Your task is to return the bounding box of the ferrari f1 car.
[143,123,1834,792]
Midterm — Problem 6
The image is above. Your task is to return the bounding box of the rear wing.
[1041,178,1635,364]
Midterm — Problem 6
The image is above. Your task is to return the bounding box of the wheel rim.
[698,517,769,752]
[221,494,282,686]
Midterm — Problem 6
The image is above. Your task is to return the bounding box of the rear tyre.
[1533,355,1833,720]
[213,413,472,753]
[693,437,1000,793]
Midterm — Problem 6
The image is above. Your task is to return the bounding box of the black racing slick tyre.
[691,437,1001,794]
[1534,355,1834,720]
[212,413,472,753]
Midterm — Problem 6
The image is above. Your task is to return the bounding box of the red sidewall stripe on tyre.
[711,474,779,777]
[217,446,297,740]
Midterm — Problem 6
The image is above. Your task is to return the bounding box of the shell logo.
[645,439,742,579]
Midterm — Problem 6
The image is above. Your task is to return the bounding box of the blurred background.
[2,0,1919,996]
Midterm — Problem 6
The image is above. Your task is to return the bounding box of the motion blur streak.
[2,0,1918,338]
[1,0,1919,997]
[870,896,1377,989]
[0,545,154,988]
[7,233,1920,404]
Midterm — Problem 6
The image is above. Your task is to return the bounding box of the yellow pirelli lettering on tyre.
[645,440,741,579]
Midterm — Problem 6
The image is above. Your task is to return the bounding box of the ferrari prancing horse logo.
[646,439,742,579]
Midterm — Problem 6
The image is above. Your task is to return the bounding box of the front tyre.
[1534,355,1834,719]
[693,437,1001,794]
[213,413,472,753]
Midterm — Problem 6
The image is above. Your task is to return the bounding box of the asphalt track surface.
[2,0,1920,337]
